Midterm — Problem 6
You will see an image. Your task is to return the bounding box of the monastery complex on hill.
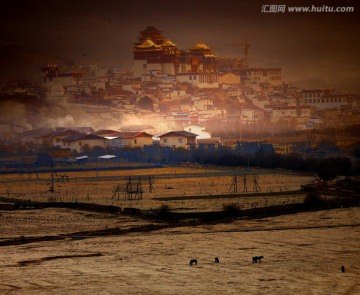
[0,26,359,157]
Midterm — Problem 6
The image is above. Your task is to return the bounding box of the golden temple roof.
[161,39,177,47]
[190,42,211,50]
[135,38,162,50]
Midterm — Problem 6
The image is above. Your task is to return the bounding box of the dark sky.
[1,0,360,91]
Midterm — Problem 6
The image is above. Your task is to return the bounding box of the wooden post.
[149,175,155,193]
[50,162,54,192]
[228,174,238,194]
[253,174,261,193]
[112,185,121,200]
[243,174,247,192]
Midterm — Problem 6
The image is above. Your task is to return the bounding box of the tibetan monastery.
[132,26,219,78]
[132,26,182,77]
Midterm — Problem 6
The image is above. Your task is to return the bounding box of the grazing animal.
[215,257,220,263]
[341,266,345,273]
[190,259,197,266]
[252,256,264,263]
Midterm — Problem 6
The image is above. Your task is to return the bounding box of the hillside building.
[41,64,83,99]
[240,68,282,86]
[105,132,153,149]
[299,89,351,110]
[132,26,181,78]
[183,124,211,139]
[132,27,220,88]
[158,130,197,149]
[61,133,106,152]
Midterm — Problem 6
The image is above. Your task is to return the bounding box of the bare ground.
[0,206,359,294]
[0,166,358,294]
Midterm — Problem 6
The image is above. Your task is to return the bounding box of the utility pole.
[243,174,247,192]
[149,175,155,193]
[253,174,261,193]
[50,162,55,192]
[229,174,238,194]
[112,185,121,200]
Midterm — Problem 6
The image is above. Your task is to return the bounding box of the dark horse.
[252,256,264,263]
[190,259,197,266]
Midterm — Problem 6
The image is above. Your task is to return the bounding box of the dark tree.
[137,96,154,111]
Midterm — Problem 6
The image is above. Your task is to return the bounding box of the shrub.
[222,203,241,217]
[157,203,171,218]
[303,190,325,208]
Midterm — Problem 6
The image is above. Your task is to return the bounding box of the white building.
[40,66,74,100]
[176,73,219,89]
[300,89,351,110]
[243,68,282,86]
[240,109,265,123]
[193,97,214,110]
[271,106,311,127]
[183,124,211,139]
[157,131,197,149]
[198,109,227,122]
[122,83,142,94]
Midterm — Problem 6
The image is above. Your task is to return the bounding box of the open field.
[0,206,359,294]
[0,165,359,294]
[0,164,316,213]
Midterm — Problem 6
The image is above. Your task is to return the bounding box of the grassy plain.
[1,164,316,213]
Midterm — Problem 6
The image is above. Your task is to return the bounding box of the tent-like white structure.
[97,155,117,159]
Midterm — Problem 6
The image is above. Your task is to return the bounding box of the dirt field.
[0,165,316,213]
[0,206,359,294]
[0,165,359,294]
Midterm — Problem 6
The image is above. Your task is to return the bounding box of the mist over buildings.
[0,0,359,133]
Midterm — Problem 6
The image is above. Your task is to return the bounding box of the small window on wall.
[134,139,137,144]
[179,138,183,143]
[164,138,168,143]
